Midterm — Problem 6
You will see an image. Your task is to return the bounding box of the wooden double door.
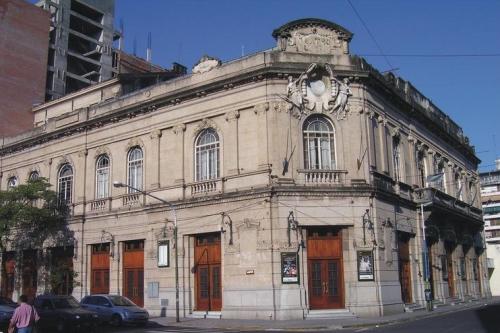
[123,240,144,307]
[307,228,344,309]
[91,243,110,294]
[398,233,412,304]
[194,233,222,312]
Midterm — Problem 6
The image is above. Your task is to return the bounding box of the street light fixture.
[113,181,180,322]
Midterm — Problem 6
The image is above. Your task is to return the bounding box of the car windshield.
[108,296,134,307]
[52,297,80,309]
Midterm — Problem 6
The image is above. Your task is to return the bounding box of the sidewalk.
[150,297,500,331]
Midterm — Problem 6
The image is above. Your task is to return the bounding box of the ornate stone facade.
[0,19,489,320]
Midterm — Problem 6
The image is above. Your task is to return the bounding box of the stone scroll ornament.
[286,63,352,119]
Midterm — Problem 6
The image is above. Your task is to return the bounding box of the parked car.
[0,297,17,329]
[34,295,99,332]
[81,294,149,326]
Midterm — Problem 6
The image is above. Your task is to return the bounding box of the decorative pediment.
[272,18,353,55]
[286,63,352,119]
[194,118,219,135]
[94,146,111,158]
[125,137,144,151]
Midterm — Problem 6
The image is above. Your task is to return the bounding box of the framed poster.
[357,250,374,281]
[157,240,170,267]
[281,252,299,284]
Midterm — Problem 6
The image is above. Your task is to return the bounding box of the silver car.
[81,294,149,327]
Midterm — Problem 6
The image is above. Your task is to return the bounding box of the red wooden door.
[123,240,144,307]
[194,233,221,311]
[398,234,412,304]
[22,250,38,302]
[307,228,344,309]
[1,252,15,300]
[91,244,110,294]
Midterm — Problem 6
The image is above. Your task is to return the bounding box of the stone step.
[404,303,426,313]
[306,309,356,320]
[206,311,222,319]
[449,297,465,306]
[432,300,447,309]
[190,311,207,319]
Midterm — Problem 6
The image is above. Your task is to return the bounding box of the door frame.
[306,227,345,310]
[122,240,144,307]
[193,233,222,312]
[397,232,413,304]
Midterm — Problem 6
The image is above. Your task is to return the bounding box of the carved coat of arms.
[286,63,352,119]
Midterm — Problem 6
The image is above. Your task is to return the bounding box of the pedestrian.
[8,294,39,333]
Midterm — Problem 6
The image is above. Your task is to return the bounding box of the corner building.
[0,19,490,319]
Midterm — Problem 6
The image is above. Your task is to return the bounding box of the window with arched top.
[7,177,18,189]
[96,155,110,199]
[195,128,220,181]
[127,147,143,192]
[28,171,39,181]
[303,115,336,170]
[58,164,73,203]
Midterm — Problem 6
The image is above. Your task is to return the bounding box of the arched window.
[195,128,220,181]
[96,155,110,198]
[7,177,18,189]
[58,164,73,203]
[303,115,335,170]
[28,171,39,181]
[127,147,143,192]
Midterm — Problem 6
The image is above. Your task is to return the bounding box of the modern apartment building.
[480,160,500,296]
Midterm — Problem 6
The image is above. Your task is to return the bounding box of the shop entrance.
[307,227,344,309]
[123,240,144,307]
[398,233,412,304]
[194,233,221,312]
[91,243,110,294]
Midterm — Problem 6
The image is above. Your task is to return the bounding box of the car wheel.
[110,314,122,327]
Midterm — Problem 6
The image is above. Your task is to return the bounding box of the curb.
[150,299,498,331]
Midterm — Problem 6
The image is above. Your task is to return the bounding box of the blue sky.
[114,1,499,170]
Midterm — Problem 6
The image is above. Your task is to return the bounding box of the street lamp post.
[113,181,180,322]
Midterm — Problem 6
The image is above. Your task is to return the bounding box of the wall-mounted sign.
[357,250,374,281]
[281,252,299,284]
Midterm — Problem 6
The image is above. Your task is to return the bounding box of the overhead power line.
[347,0,394,71]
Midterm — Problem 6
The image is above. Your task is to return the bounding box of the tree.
[0,178,69,250]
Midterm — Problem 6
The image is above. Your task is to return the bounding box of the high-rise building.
[480,160,500,296]
[35,0,117,100]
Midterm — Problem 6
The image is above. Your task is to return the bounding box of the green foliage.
[0,178,68,250]
[48,262,80,295]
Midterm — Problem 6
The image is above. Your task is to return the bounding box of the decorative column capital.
[172,124,186,135]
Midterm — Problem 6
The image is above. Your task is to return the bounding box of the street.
[99,303,500,333]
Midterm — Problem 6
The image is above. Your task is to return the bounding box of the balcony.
[415,187,483,225]
[189,179,220,195]
[487,258,495,269]
[297,169,348,185]
[122,193,141,206]
[89,198,109,211]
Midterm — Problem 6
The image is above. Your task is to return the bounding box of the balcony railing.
[90,199,108,211]
[297,169,348,185]
[123,193,141,206]
[190,180,218,195]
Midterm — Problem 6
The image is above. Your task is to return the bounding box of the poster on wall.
[357,250,374,281]
[281,252,299,284]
